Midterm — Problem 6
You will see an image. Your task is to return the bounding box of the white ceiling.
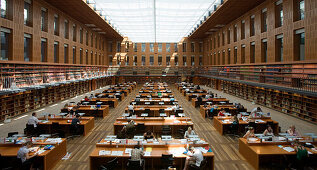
[93,0,222,42]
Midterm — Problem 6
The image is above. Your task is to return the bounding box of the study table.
[108,86,133,93]
[114,117,193,136]
[200,105,247,118]
[102,89,129,96]
[182,89,208,96]
[191,98,229,107]
[239,138,317,170]
[130,98,178,105]
[124,105,184,116]
[137,93,173,98]
[141,87,169,90]
[185,93,208,101]
[95,92,125,101]
[139,90,171,93]
[0,138,67,170]
[38,116,94,136]
[90,138,214,170]
[213,116,279,135]
[85,98,119,108]
[61,105,109,118]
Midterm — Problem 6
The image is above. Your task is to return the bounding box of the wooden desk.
[139,90,171,93]
[200,105,247,118]
[103,89,129,96]
[213,116,279,135]
[0,138,67,170]
[191,98,229,107]
[95,93,125,101]
[239,138,317,170]
[185,93,207,101]
[38,117,94,136]
[114,117,193,136]
[110,86,133,93]
[182,90,207,96]
[124,105,184,116]
[77,105,109,118]
[137,93,173,98]
[90,141,214,170]
[89,98,119,108]
[131,98,178,105]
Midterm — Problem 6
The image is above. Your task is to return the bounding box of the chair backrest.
[145,109,151,113]
[105,157,118,169]
[52,122,60,129]
[200,157,208,169]
[159,109,165,113]
[249,122,256,128]
[127,159,142,168]
[7,132,18,137]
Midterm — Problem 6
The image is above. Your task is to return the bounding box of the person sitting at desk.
[27,112,39,128]
[71,114,80,125]
[17,141,38,169]
[218,109,226,117]
[231,115,239,124]
[172,104,180,113]
[197,96,203,105]
[251,107,262,116]
[130,145,144,166]
[287,125,301,136]
[183,146,203,170]
[184,127,196,139]
[84,96,89,101]
[143,130,155,139]
[196,85,201,90]
[89,94,94,100]
[263,125,274,136]
[293,139,308,169]
[128,104,134,114]
[243,127,255,139]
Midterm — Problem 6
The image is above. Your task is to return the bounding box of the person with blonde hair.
[287,125,301,136]
[184,127,196,139]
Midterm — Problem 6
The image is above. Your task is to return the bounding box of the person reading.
[287,125,301,136]
[143,130,155,139]
[17,141,38,169]
[218,109,226,117]
[130,145,144,166]
[183,146,203,170]
[263,125,274,136]
[184,127,196,139]
[243,127,255,139]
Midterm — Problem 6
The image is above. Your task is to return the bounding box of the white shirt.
[184,130,196,138]
[17,146,29,163]
[27,116,39,128]
[128,105,134,110]
[192,149,203,167]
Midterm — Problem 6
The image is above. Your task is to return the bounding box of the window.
[90,52,93,64]
[158,43,162,52]
[174,43,178,52]
[222,32,225,46]
[241,45,245,63]
[150,43,154,52]
[183,55,187,66]
[261,39,268,63]
[276,34,283,62]
[158,55,162,66]
[91,33,93,47]
[41,38,47,62]
[109,55,113,65]
[72,24,77,41]
[191,42,195,52]
[166,43,170,52]
[250,42,255,63]
[141,55,145,66]
[72,46,76,64]
[133,55,137,66]
[234,47,237,64]
[191,55,195,66]
[166,55,170,66]
[199,42,203,52]
[24,33,31,61]
[53,15,59,36]
[80,48,83,64]
[233,25,237,42]
[1,0,11,19]
[79,28,83,43]
[85,31,88,45]
[150,55,154,65]
[85,50,88,64]
[250,15,255,36]
[108,42,112,52]
[64,20,69,39]
[227,49,231,64]
[175,55,178,66]
[54,41,59,63]
[294,29,305,61]
[116,41,121,52]
[182,42,187,52]
[275,0,283,28]
[217,52,220,65]
[24,0,32,26]
[294,0,305,21]
[0,27,11,60]
[217,34,220,47]
[64,44,68,63]
[261,8,267,32]
[199,55,203,66]
[134,43,137,52]
[141,43,146,52]
[222,51,225,65]
[41,8,47,32]
[95,35,97,48]
[125,55,129,66]
[210,39,212,50]
[241,20,245,39]
[229,28,232,44]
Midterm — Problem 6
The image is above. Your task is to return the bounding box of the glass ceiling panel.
[94,0,221,42]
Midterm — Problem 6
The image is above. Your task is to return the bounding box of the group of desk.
[89,82,215,169]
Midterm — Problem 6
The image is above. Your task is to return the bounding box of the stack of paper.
[283,147,295,152]
[99,150,111,156]
[144,151,151,156]
[125,148,132,154]
[46,138,63,144]
[195,147,208,153]
[111,151,123,156]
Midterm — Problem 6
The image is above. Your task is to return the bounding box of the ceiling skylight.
[93,0,222,42]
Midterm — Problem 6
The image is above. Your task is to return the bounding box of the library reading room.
[0,0,316,169]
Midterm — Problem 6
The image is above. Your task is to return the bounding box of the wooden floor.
[53,84,253,170]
